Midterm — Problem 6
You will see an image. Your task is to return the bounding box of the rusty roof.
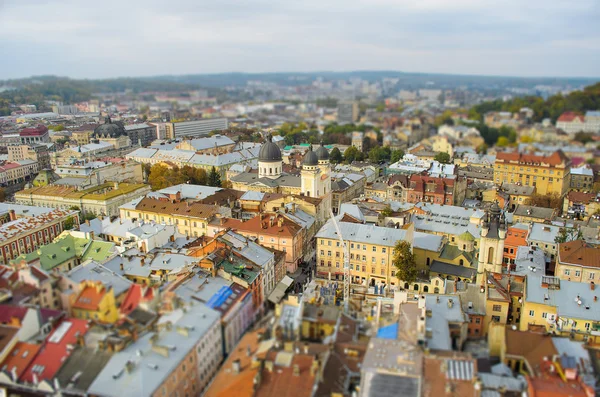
[0,208,77,242]
[135,197,219,219]
[558,240,600,269]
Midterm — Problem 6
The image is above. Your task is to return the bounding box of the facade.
[316,219,413,288]
[164,118,228,139]
[569,165,594,191]
[124,123,156,147]
[54,159,144,188]
[405,174,466,205]
[494,150,570,196]
[556,111,600,134]
[0,160,39,186]
[555,240,600,283]
[70,280,119,323]
[7,144,51,170]
[15,182,151,217]
[337,101,359,123]
[0,208,78,265]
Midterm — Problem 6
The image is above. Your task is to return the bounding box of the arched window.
[434,287,439,293]
[459,259,464,266]
[426,258,431,266]
[463,244,466,250]
[423,286,429,293]
[488,247,494,264]
[269,168,272,174]
[404,282,409,289]
[413,284,419,291]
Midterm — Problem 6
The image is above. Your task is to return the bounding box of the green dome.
[459,231,475,242]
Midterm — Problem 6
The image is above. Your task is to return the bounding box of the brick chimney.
[8,210,16,221]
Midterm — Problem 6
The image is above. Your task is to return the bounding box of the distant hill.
[470,82,600,122]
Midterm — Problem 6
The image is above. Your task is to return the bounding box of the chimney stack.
[232,359,241,374]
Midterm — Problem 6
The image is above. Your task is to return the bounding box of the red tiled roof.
[71,283,106,311]
[496,150,568,167]
[557,112,584,123]
[120,284,142,315]
[19,125,48,136]
[567,191,595,204]
[21,319,89,383]
[0,342,42,380]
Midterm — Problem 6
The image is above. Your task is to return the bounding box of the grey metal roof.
[65,260,132,298]
[303,149,318,166]
[513,205,555,220]
[316,219,409,247]
[88,303,220,397]
[55,347,113,394]
[430,261,476,280]
[528,222,560,244]
[425,295,468,350]
[413,232,443,252]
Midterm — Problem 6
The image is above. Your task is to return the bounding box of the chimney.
[265,360,273,372]
[447,299,454,309]
[292,364,300,376]
[591,282,595,291]
[232,359,241,374]
[310,359,319,377]
[8,209,16,221]
[303,342,309,354]
[246,346,252,357]
[120,263,124,271]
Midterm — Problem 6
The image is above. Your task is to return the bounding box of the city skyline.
[1,0,599,79]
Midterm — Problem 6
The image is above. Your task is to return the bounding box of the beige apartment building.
[315,219,414,288]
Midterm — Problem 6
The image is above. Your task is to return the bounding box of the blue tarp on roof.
[376,323,398,339]
[206,286,233,309]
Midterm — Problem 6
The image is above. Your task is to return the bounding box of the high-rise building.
[337,101,359,123]
[164,118,228,139]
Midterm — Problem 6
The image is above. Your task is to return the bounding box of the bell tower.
[476,201,507,285]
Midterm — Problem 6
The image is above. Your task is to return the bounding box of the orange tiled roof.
[558,240,600,269]
[71,283,106,311]
[135,197,219,219]
[256,351,316,397]
[495,150,568,167]
[203,329,263,397]
[0,342,42,379]
[422,355,477,397]
[505,328,557,373]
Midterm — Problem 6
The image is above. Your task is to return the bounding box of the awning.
[267,275,294,304]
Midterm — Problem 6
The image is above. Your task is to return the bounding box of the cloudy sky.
[1,0,599,79]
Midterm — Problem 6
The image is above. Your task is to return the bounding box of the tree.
[329,147,343,164]
[344,146,359,164]
[434,152,451,164]
[64,216,76,230]
[0,188,5,203]
[390,149,405,164]
[527,193,562,209]
[574,132,594,144]
[208,166,222,187]
[554,227,583,244]
[496,136,510,147]
[147,164,171,190]
[393,241,417,284]
[380,205,393,218]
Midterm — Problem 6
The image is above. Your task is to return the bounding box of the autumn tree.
[0,188,5,203]
[527,193,562,209]
[393,241,417,284]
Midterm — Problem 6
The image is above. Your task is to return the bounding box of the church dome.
[93,116,126,138]
[258,135,282,162]
[315,143,329,161]
[303,147,318,166]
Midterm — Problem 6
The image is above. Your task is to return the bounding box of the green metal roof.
[458,231,476,242]
[11,234,115,271]
[220,260,259,284]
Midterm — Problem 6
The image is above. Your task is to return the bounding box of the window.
[371,257,376,263]
[362,255,366,261]
[328,241,331,246]
[362,266,366,272]
[491,316,501,322]
[372,246,376,252]
[529,310,535,317]
[382,248,386,253]
[542,313,547,319]
[328,251,331,257]
[590,273,595,280]
[492,305,502,312]
[363,245,366,251]
[475,318,481,324]
[575,270,581,277]
[350,243,354,249]
[320,250,324,256]
[487,247,494,264]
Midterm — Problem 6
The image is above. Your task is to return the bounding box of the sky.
[0,0,599,79]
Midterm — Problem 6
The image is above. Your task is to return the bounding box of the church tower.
[258,135,283,179]
[476,201,507,285]
[301,146,320,197]
[301,143,332,223]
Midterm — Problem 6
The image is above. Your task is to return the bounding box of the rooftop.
[0,209,78,245]
[316,219,409,247]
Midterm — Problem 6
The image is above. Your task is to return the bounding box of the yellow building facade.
[493,151,570,196]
